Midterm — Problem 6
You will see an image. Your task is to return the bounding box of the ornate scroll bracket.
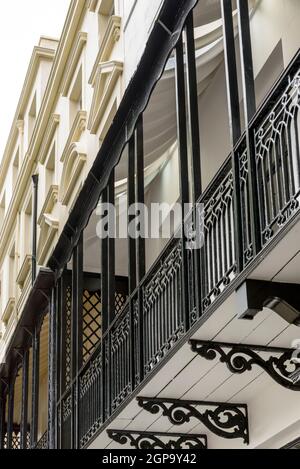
[107,430,207,449]
[137,397,249,444]
[190,340,300,391]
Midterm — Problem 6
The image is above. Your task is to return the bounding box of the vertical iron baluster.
[108,169,115,415]
[71,233,83,449]
[128,135,136,391]
[175,34,190,332]
[20,349,29,449]
[221,0,243,273]
[7,370,16,450]
[136,115,145,381]
[101,189,108,422]
[31,324,40,448]
[0,381,7,449]
[237,0,261,257]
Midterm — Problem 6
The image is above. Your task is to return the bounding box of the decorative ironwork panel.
[237,140,253,266]
[133,297,141,387]
[65,285,72,389]
[82,289,102,364]
[201,160,237,311]
[190,340,300,391]
[142,239,184,375]
[79,348,103,448]
[11,430,21,450]
[254,69,300,246]
[185,209,201,325]
[61,391,72,449]
[36,431,48,450]
[110,305,132,411]
[26,430,31,449]
[2,424,21,449]
[115,291,127,315]
[107,430,207,449]
[137,397,249,444]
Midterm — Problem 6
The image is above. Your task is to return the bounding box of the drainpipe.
[32,174,39,285]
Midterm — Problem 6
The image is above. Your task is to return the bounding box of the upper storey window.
[69,65,83,128]
[0,192,6,227]
[13,148,20,188]
[28,93,37,145]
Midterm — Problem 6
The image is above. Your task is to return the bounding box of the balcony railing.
[36,431,48,450]
[64,52,300,449]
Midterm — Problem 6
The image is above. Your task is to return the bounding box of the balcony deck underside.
[88,215,300,449]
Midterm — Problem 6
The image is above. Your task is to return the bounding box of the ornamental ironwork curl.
[254,68,300,246]
[201,163,237,310]
[190,340,300,391]
[107,430,207,449]
[137,397,249,444]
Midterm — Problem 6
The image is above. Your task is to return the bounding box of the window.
[13,148,20,187]
[45,143,56,195]
[9,243,16,299]
[28,93,37,144]
[24,197,32,259]
[69,66,83,128]
[0,192,6,225]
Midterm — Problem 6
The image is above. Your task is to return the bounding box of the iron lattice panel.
[115,291,127,315]
[65,285,72,388]
[82,289,102,363]
[3,431,21,449]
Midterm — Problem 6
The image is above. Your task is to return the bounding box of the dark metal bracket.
[137,397,249,444]
[107,430,207,449]
[190,340,300,390]
[236,280,300,325]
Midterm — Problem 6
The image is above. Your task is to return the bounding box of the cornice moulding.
[61,31,88,97]
[38,114,60,164]
[89,15,121,82]
[88,60,123,134]
[60,110,87,163]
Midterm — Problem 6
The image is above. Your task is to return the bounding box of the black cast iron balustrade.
[200,158,237,311]
[236,138,253,266]
[133,295,141,387]
[142,238,184,375]
[254,68,300,246]
[2,424,21,449]
[110,304,132,412]
[56,51,300,450]
[60,390,72,449]
[78,346,103,448]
